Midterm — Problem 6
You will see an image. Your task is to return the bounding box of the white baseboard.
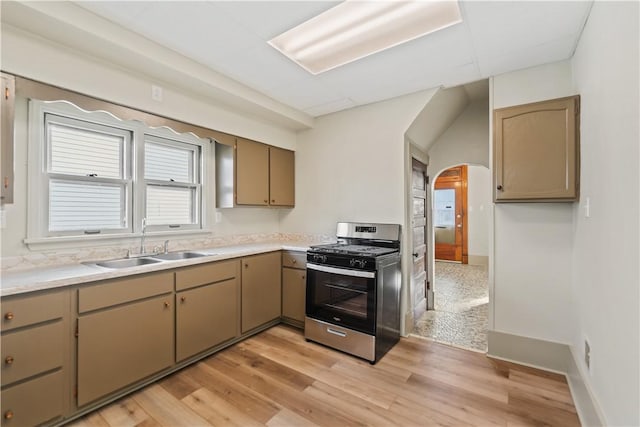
[468,255,489,266]
[487,330,604,426]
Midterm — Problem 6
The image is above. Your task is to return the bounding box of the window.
[143,135,201,229]
[28,100,208,243]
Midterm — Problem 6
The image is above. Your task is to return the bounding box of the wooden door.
[241,252,281,333]
[269,146,295,206]
[411,159,430,312]
[235,137,269,205]
[494,95,579,202]
[434,165,468,263]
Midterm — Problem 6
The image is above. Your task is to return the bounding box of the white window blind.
[49,180,124,231]
[144,136,201,227]
[44,114,130,234]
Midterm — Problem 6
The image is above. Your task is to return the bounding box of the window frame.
[27,100,210,246]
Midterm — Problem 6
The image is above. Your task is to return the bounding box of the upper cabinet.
[493,95,580,202]
[216,137,295,208]
[1,73,15,204]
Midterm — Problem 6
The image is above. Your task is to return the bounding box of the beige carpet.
[413,261,488,352]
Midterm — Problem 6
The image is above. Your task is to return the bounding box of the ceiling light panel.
[268,0,463,74]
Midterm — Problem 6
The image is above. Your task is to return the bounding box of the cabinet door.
[494,95,579,202]
[176,279,238,362]
[77,295,174,406]
[241,252,281,333]
[236,137,269,205]
[282,268,306,323]
[1,370,64,427]
[269,146,295,207]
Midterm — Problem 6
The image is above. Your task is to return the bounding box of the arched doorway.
[413,164,490,352]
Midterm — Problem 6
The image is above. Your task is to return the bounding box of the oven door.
[305,263,376,335]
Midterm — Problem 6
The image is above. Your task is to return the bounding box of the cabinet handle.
[497,185,504,191]
[4,312,14,320]
[264,199,268,204]
[180,296,186,303]
[292,259,297,264]
[302,275,305,280]
[5,356,14,365]
[164,302,170,308]
[271,199,275,203]
[244,263,249,268]
[4,411,13,420]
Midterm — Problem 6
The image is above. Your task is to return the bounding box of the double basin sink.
[91,251,212,269]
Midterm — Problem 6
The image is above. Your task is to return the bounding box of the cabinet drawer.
[282,251,306,269]
[1,321,65,386]
[1,369,64,427]
[78,272,173,313]
[1,291,66,332]
[175,260,237,291]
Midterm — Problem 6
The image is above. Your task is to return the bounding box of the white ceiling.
[72,1,592,118]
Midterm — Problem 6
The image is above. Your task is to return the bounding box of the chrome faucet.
[163,240,169,254]
[140,217,147,255]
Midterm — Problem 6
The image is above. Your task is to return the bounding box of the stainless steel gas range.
[305,222,401,363]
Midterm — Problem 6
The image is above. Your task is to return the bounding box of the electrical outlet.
[584,197,591,218]
[151,85,163,102]
[584,339,591,371]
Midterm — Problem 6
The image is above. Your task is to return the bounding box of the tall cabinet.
[493,95,580,202]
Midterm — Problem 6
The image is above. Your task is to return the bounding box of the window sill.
[24,229,213,251]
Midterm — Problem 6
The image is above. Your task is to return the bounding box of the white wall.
[491,61,576,344]
[570,2,639,425]
[426,99,490,178]
[467,165,490,259]
[0,27,295,257]
[279,89,436,236]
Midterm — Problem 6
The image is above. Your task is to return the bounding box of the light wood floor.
[70,325,581,427]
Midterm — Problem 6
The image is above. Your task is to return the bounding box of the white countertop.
[1,242,315,297]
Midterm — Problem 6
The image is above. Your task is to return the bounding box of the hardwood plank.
[205,353,367,427]
[182,387,264,427]
[158,370,201,400]
[98,397,150,427]
[183,361,281,424]
[266,409,320,427]
[69,412,111,427]
[131,384,211,427]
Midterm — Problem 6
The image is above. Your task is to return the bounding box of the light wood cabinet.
[0,290,70,426]
[281,251,306,327]
[77,274,174,407]
[269,146,295,206]
[176,260,240,362]
[236,137,270,205]
[494,95,580,202]
[216,138,295,208]
[241,251,282,333]
[1,72,15,204]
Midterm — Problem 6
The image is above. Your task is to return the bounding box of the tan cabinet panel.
[176,278,238,361]
[269,147,295,207]
[282,250,306,269]
[175,260,237,291]
[77,295,174,406]
[241,252,281,333]
[494,95,579,202]
[78,272,173,313]
[1,291,66,332]
[236,137,269,206]
[1,369,64,427]
[282,268,306,323]
[1,321,65,386]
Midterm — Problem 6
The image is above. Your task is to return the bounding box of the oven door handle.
[306,263,375,279]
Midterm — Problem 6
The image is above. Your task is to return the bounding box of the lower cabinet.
[77,273,174,406]
[282,250,307,327]
[176,278,238,362]
[241,252,281,333]
[1,370,65,427]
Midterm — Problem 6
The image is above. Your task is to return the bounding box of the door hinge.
[4,86,9,100]
[74,321,79,338]
[426,175,430,184]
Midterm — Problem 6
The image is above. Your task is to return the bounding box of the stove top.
[309,243,399,257]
